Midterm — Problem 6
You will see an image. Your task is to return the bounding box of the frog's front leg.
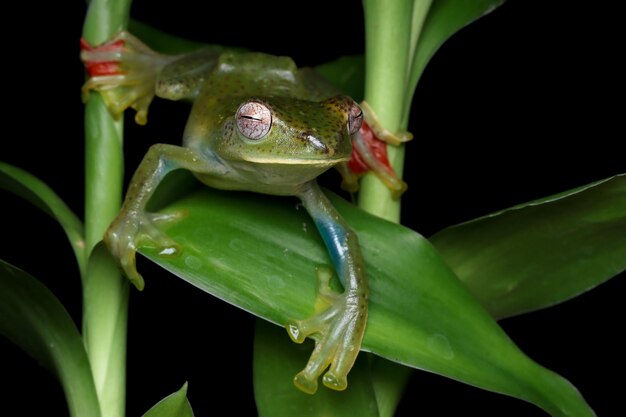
[105,144,225,290]
[287,181,368,394]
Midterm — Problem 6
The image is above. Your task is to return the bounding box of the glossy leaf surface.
[141,383,194,417]
[140,187,593,416]
[432,174,626,319]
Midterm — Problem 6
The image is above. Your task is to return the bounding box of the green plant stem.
[82,1,132,417]
[359,0,413,223]
[360,1,433,414]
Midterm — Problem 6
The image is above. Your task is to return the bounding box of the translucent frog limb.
[287,181,368,394]
[335,162,360,194]
[352,129,408,199]
[360,101,413,145]
[81,32,172,125]
[104,144,226,290]
[81,31,222,125]
[339,121,408,199]
[338,101,411,198]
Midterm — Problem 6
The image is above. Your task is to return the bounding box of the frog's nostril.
[306,134,328,152]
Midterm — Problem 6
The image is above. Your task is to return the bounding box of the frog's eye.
[348,103,363,136]
[236,101,272,140]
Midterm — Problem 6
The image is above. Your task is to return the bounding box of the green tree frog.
[81,32,406,394]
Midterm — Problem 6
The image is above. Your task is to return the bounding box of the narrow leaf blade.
[0,162,86,277]
[142,383,194,417]
[405,0,505,117]
[0,260,101,417]
[431,174,626,319]
[140,188,594,416]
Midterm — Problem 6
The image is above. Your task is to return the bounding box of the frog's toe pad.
[120,249,145,291]
[294,371,318,395]
[323,372,347,391]
[285,308,334,344]
[286,320,306,344]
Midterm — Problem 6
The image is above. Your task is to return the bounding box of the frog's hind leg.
[81,32,174,124]
[81,31,222,125]
[288,181,368,394]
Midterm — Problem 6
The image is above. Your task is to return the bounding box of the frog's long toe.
[81,31,170,125]
[104,210,184,290]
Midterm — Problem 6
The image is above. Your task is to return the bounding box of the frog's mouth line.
[240,156,350,166]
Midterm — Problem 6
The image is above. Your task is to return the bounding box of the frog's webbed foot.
[104,209,184,290]
[80,32,174,125]
[286,267,367,394]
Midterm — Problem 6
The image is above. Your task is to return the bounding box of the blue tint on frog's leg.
[287,181,369,394]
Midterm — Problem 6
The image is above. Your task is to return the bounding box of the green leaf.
[0,259,101,417]
[0,162,86,277]
[140,188,594,416]
[367,356,412,417]
[130,20,212,54]
[314,55,365,101]
[431,174,626,320]
[404,0,505,123]
[142,382,194,417]
[254,320,379,417]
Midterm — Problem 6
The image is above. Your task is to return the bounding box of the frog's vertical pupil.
[236,101,272,140]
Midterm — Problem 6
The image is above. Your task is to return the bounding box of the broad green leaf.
[140,188,594,416]
[142,383,194,417]
[0,162,86,277]
[0,259,101,417]
[431,174,626,320]
[404,0,506,122]
[254,320,379,417]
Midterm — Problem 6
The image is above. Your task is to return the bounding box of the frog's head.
[215,95,362,171]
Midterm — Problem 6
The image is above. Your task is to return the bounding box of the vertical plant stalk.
[359,0,413,223]
[82,1,132,417]
[360,1,432,415]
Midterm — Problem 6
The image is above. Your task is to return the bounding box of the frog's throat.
[239,156,350,166]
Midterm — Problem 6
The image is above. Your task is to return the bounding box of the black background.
[1,0,624,415]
